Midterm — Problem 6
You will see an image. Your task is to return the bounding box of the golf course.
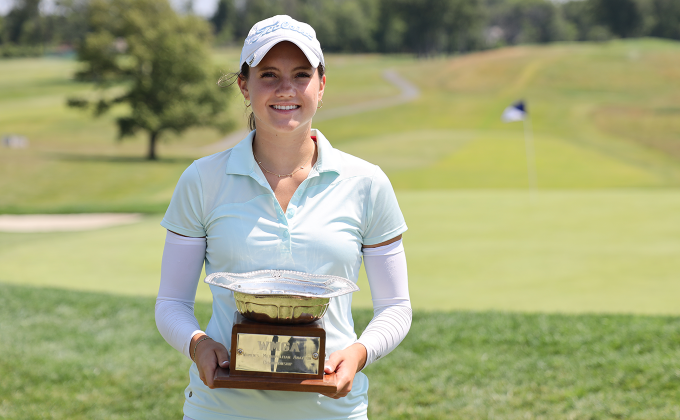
[2,39,680,419]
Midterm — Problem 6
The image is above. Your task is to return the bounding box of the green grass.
[2,190,679,315]
[317,39,680,189]
[340,130,667,189]
[392,190,680,314]
[2,40,680,213]
[0,51,406,214]
[3,38,680,420]
[2,283,679,420]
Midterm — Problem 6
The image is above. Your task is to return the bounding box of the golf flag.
[501,100,527,123]
[500,100,537,192]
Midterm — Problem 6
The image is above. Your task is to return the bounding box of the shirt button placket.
[276,204,287,224]
[283,182,304,254]
[281,227,291,253]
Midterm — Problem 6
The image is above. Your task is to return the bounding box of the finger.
[216,344,230,368]
[331,365,354,399]
[198,349,218,389]
[320,373,351,399]
[335,377,352,397]
[205,365,216,389]
[321,390,350,399]
[320,385,349,399]
[324,352,341,374]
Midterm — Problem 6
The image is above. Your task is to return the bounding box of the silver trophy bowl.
[204,270,359,324]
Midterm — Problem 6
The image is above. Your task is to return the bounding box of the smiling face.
[237,41,325,136]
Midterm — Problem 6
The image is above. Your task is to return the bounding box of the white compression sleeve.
[155,231,206,361]
[356,239,412,368]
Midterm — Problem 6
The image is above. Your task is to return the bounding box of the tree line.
[1,0,679,58]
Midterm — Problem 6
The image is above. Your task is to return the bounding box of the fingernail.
[221,361,229,365]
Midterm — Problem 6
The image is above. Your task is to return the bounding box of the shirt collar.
[225,130,256,176]
[311,129,341,175]
[225,129,341,177]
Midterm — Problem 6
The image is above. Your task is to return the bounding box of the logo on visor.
[245,20,314,45]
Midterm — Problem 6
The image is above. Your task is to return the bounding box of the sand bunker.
[0,213,143,233]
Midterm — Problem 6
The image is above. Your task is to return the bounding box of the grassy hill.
[1,39,680,214]
[320,39,680,189]
[0,51,405,213]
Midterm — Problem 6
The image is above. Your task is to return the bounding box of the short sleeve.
[160,163,206,238]
[362,167,408,246]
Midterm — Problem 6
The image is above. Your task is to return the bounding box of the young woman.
[156,15,411,420]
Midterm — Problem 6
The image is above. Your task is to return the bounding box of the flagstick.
[523,116,538,195]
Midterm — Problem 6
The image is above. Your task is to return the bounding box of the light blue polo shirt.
[161,129,407,420]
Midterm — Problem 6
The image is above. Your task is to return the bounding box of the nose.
[275,76,295,97]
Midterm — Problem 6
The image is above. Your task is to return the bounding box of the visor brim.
[243,37,322,69]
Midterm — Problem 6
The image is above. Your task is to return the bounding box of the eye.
[260,72,276,78]
[296,72,312,78]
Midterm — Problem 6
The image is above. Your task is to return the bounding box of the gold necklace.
[253,149,315,178]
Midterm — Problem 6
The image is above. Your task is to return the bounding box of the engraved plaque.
[229,313,326,380]
[235,333,321,375]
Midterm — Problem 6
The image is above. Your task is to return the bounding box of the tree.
[210,0,237,43]
[234,0,286,41]
[591,0,642,38]
[484,0,566,45]
[49,0,90,47]
[2,0,43,46]
[68,0,231,160]
[649,0,680,40]
[374,0,481,56]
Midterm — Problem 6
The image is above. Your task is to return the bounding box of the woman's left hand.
[321,343,367,399]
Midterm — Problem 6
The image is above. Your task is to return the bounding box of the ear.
[237,75,249,100]
[318,73,326,101]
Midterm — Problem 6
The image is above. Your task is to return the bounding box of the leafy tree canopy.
[591,0,642,38]
[68,0,231,160]
[3,0,680,60]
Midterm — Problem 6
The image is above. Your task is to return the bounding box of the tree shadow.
[46,152,196,165]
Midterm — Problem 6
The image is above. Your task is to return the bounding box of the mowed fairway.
[1,190,679,314]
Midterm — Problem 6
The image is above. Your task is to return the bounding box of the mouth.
[270,105,301,111]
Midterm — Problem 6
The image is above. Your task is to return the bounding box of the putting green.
[2,190,678,314]
[339,129,667,189]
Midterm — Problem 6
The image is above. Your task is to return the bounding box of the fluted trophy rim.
[203,270,359,323]
[203,269,359,298]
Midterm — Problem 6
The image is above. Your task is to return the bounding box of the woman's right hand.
[191,334,230,389]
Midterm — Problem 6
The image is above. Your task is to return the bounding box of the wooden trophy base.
[212,313,338,393]
[213,367,338,393]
